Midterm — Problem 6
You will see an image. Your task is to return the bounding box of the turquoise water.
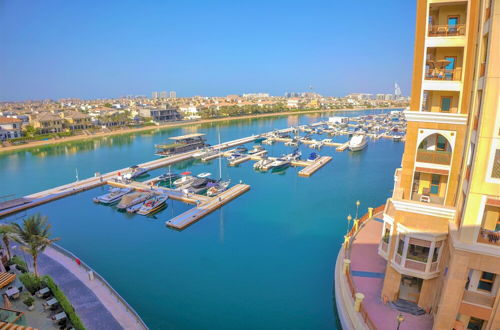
[0,110,403,329]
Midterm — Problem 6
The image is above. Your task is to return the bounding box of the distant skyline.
[0,0,416,101]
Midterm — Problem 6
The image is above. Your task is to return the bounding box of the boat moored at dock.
[137,194,168,215]
[155,133,207,157]
[348,135,368,151]
[93,188,132,204]
[116,191,153,211]
[123,166,148,180]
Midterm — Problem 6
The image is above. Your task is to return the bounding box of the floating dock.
[166,184,251,230]
[298,156,332,177]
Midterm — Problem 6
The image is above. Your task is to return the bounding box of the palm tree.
[0,225,14,261]
[10,214,60,277]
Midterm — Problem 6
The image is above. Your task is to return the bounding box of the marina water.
[0,110,404,329]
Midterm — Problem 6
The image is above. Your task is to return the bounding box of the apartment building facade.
[377,0,499,329]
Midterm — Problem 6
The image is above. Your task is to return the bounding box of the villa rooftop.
[169,133,205,140]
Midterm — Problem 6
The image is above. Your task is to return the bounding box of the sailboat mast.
[217,127,222,180]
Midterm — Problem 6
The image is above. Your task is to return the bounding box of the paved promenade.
[349,216,433,329]
[14,245,146,330]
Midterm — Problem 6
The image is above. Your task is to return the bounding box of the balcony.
[425,68,462,81]
[478,229,500,247]
[428,24,465,37]
[416,150,452,165]
[462,290,495,308]
[391,235,443,278]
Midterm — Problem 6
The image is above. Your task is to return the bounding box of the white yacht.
[93,188,132,205]
[348,135,368,151]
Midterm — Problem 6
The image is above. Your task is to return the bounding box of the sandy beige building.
[377,0,499,329]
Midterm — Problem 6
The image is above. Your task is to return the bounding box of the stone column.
[368,207,373,218]
[354,293,365,312]
[343,259,351,275]
[353,219,360,233]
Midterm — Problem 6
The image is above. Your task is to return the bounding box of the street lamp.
[396,313,405,330]
[347,214,352,234]
[355,200,360,220]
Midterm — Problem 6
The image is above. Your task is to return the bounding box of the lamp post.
[396,313,405,330]
[347,214,352,234]
[355,200,360,220]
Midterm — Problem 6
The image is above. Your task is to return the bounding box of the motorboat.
[248,145,264,155]
[126,203,143,214]
[321,139,332,144]
[349,135,368,151]
[206,180,231,197]
[93,187,132,205]
[235,146,248,153]
[123,166,148,180]
[227,153,245,162]
[137,194,168,215]
[158,172,180,182]
[197,172,212,178]
[173,175,196,187]
[309,141,323,149]
[393,135,403,142]
[186,178,217,193]
[284,150,302,161]
[262,138,274,145]
[307,152,320,162]
[253,157,274,171]
[117,191,153,211]
[285,139,299,147]
[265,157,291,171]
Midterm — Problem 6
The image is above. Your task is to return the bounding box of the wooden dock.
[298,156,332,177]
[166,184,251,230]
[336,142,350,152]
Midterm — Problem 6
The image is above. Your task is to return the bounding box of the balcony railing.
[425,68,462,81]
[477,229,500,246]
[462,290,495,308]
[428,24,466,37]
[416,150,452,165]
[404,259,427,272]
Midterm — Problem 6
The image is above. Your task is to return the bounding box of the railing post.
[343,259,351,275]
[368,207,373,218]
[354,292,365,312]
[344,235,351,249]
[353,219,359,233]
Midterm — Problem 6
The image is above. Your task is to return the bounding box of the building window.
[492,149,500,179]
[397,238,405,255]
[467,317,484,330]
[406,244,430,263]
[436,135,447,151]
[441,97,452,111]
[478,272,496,292]
[430,174,440,195]
[382,227,390,244]
[432,247,439,262]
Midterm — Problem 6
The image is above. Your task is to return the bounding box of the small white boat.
[192,148,218,159]
[126,203,143,214]
[137,195,168,215]
[264,158,290,171]
[227,153,244,162]
[307,153,320,162]
[93,188,132,205]
[123,166,148,180]
[173,175,196,187]
[285,140,299,147]
[309,141,323,149]
[284,150,302,161]
[349,135,368,151]
[206,180,231,197]
[253,158,273,171]
[197,172,212,178]
[248,145,264,155]
[262,138,274,145]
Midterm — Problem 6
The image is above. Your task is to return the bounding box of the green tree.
[0,225,15,261]
[23,125,37,138]
[10,214,60,277]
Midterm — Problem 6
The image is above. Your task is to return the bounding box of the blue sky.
[0,0,416,100]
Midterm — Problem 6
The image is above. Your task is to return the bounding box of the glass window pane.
[441,97,451,111]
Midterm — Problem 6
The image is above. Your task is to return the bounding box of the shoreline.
[0,106,403,153]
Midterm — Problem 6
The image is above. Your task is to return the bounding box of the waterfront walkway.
[14,245,146,330]
[349,215,433,329]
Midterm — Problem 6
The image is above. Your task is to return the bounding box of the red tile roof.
[0,117,22,124]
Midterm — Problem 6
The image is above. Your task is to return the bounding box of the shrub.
[19,273,42,294]
[8,255,28,273]
[23,295,35,307]
[41,275,86,330]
